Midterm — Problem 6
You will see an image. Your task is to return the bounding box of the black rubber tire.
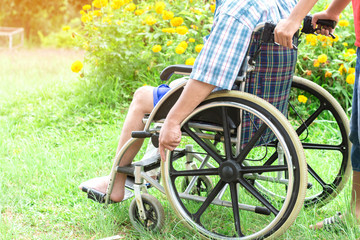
[129,194,165,232]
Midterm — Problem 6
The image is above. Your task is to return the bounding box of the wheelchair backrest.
[240,26,298,146]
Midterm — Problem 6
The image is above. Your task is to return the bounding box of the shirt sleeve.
[190,13,253,90]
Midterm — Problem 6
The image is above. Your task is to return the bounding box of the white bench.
[0,27,24,49]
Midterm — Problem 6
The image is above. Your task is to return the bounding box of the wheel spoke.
[182,123,224,164]
[230,182,244,237]
[295,104,325,136]
[171,168,219,177]
[236,123,268,164]
[221,107,233,160]
[241,165,288,174]
[307,163,328,188]
[302,142,343,151]
[239,178,279,215]
[193,180,226,223]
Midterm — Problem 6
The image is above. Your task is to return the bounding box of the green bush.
[72,0,214,102]
[71,0,356,111]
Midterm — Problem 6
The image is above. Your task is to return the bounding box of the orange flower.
[325,71,332,78]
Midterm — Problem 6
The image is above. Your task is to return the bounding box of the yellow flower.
[343,42,349,47]
[175,46,186,54]
[155,2,166,14]
[347,48,356,55]
[349,68,356,74]
[319,35,327,42]
[62,26,71,31]
[152,45,162,53]
[195,44,204,53]
[298,95,308,104]
[305,34,316,43]
[71,60,83,73]
[176,26,189,35]
[145,15,157,26]
[166,40,173,46]
[83,4,92,10]
[313,59,320,67]
[330,34,339,42]
[93,0,108,8]
[135,9,144,16]
[111,0,124,9]
[170,17,184,27]
[81,14,92,23]
[210,4,216,13]
[325,71,332,78]
[189,38,195,43]
[338,19,349,27]
[80,10,86,15]
[346,74,355,84]
[162,10,174,20]
[161,28,176,33]
[116,20,124,25]
[185,57,196,65]
[190,24,199,30]
[125,3,136,11]
[317,54,328,63]
[179,41,188,49]
[338,64,347,75]
[93,10,102,16]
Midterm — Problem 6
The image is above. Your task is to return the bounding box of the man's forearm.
[286,0,319,26]
[326,0,352,17]
[166,79,216,125]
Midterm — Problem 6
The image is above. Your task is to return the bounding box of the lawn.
[0,48,358,239]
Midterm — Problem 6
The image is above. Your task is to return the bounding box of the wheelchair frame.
[82,21,351,239]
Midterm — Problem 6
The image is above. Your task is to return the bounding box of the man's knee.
[132,86,154,110]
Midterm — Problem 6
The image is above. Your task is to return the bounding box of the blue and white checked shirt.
[190,0,297,90]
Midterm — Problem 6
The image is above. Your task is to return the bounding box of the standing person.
[274,0,360,230]
[79,0,299,203]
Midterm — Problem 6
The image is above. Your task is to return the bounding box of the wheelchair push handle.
[301,15,337,38]
[262,15,337,49]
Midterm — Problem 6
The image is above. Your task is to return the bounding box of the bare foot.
[79,174,127,202]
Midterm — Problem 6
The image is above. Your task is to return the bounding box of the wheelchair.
[82,17,351,239]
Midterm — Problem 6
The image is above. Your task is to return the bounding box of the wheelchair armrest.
[160,64,193,81]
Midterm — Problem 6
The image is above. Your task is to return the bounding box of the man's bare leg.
[79,86,154,202]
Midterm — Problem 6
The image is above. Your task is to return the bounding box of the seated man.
[79,0,298,203]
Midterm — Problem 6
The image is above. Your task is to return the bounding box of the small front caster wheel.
[129,194,165,232]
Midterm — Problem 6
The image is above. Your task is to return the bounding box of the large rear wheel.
[162,91,307,239]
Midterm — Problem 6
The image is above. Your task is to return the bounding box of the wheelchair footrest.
[82,186,134,204]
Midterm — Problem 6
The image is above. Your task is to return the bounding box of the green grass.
[0,48,359,239]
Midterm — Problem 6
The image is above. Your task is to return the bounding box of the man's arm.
[274,0,351,49]
[158,79,215,161]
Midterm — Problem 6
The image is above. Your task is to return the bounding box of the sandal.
[310,212,343,231]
